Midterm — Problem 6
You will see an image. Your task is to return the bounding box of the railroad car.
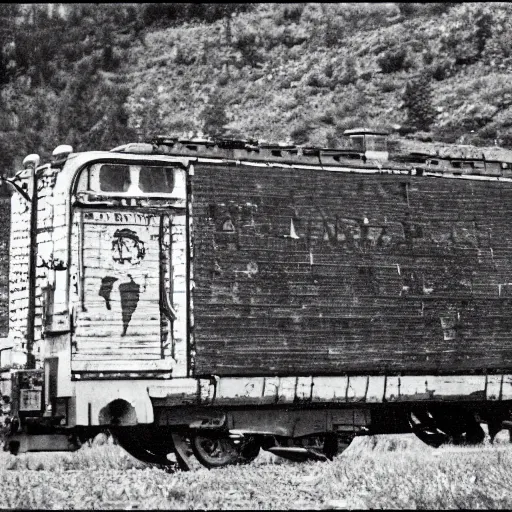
[1,129,512,469]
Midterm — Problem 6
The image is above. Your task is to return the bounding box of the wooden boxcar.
[2,132,512,468]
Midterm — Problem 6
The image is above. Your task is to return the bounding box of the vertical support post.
[186,167,192,377]
[26,165,38,369]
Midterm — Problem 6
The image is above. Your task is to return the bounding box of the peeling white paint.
[144,374,512,407]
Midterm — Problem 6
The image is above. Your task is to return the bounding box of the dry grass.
[1,432,512,509]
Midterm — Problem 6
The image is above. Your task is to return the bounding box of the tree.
[234,30,263,68]
[378,48,409,74]
[402,72,436,132]
[138,96,166,141]
[199,91,229,138]
[57,56,136,151]
[0,4,19,85]
[475,8,493,57]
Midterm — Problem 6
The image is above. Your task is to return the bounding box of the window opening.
[99,164,131,192]
[139,166,175,193]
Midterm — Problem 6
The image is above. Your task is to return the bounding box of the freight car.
[2,129,512,470]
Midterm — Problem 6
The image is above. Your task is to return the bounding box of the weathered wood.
[72,353,162,361]
[73,328,161,338]
[190,163,512,375]
[71,359,173,372]
[71,211,169,365]
[0,195,9,337]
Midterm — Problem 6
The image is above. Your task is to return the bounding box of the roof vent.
[22,154,40,170]
[52,145,73,160]
[110,143,153,154]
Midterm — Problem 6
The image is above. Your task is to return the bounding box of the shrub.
[174,46,195,66]
[402,72,437,131]
[142,3,254,28]
[359,71,373,82]
[306,73,325,88]
[327,3,397,32]
[325,20,342,48]
[281,96,299,111]
[334,57,357,86]
[424,3,460,16]
[415,131,434,142]
[282,28,308,49]
[397,124,417,136]
[217,72,230,86]
[326,130,340,148]
[476,123,498,140]
[166,119,195,137]
[234,31,264,67]
[291,121,313,144]
[279,78,291,89]
[380,77,399,93]
[497,129,512,148]
[378,48,409,74]
[142,4,180,26]
[397,3,421,18]
[200,90,229,138]
[281,4,304,24]
[475,9,493,57]
[334,115,370,136]
[431,60,451,81]
[318,111,335,125]
[397,3,456,19]
[423,51,434,66]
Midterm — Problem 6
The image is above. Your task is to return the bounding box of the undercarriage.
[3,401,512,471]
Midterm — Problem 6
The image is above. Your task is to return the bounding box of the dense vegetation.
[1,3,512,171]
[1,433,512,509]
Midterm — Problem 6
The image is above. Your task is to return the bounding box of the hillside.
[123,3,512,151]
[2,3,512,169]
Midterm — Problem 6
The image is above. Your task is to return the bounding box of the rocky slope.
[121,3,512,157]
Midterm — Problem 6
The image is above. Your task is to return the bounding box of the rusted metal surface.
[190,162,512,375]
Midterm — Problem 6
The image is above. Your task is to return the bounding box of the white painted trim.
[146,374,512,404]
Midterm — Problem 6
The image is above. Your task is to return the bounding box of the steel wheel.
[191,435,240,468]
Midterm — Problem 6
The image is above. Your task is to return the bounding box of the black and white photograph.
[0,2,512,509]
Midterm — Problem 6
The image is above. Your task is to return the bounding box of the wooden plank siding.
[71,211,171,362]
[0,194,9,338]
[190,163,512,376]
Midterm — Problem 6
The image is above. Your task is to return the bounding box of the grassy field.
[1,432,512,509]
